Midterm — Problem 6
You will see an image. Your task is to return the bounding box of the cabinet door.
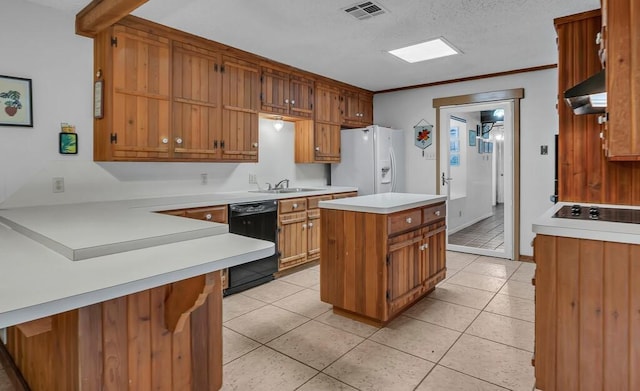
[315,84,342,124]
[420,222,447,290]
[289,74,314,119]
[341,89,361,125]
[359,92,373,125]
[306,209,321,261]
[387,230,424,313]
[221,56,260,161]
[278,211,308,270]
[314,123,341,162]
[260,66,289,115]
[172,43,222,160]
[110,26,171,160]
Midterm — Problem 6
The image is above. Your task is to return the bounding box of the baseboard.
[448,211,495,234]
[519,254,534,263]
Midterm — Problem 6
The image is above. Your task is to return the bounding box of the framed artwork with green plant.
[0,75,33,127]
[59,132,78,154]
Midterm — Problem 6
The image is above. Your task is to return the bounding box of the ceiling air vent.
[343,1,387,20]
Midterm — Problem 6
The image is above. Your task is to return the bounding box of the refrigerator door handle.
[390,147,397,192]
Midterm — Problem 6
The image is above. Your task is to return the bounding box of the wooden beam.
[76,0,149,38]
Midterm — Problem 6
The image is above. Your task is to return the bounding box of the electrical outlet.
[201,173,208,185]
[248,173,257,184]
[459,210,462,217]
[52,177,65,193]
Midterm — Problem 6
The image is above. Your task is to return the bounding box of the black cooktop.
[553,205,640,224]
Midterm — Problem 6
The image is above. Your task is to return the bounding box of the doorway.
[433,89,523,260]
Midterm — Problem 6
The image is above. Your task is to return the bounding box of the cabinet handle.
[596,32,602,45]
[213,140,218,149]
[161,138,169,144]
[292,203,298,209]
[435,210,441,216]
[252,142,258,148]
[205,213,212,220]
[175,137,183,145]
[406,217,412,224]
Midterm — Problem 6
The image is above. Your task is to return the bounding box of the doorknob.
[441,172,453,186]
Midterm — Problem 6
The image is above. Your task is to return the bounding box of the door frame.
[433,88,524,261]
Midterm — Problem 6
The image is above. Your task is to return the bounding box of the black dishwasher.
[225,200,278,296]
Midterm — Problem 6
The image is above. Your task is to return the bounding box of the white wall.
[374,69,558,257]
[0,1,326,208]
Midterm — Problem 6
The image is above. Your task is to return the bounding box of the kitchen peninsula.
[319,193,447,326]
[0,187,353,391]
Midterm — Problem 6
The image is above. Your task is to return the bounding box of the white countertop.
[0,186,355,328]
[533,202,640,244]
[319,193,447,214]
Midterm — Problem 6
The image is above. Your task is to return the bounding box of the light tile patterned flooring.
[449,204,505,250]
[222,251,536,391]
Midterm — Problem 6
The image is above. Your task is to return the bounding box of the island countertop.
[319,192,447,214]
[533,202,640,245]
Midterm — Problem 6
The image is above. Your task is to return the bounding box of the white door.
[439,101,514,260]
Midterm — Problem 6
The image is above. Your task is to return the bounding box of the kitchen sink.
[250,188,321,194]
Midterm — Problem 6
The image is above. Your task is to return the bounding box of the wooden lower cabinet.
[320,202,446,325]
[6,271,223,391]
[534,235,640,391]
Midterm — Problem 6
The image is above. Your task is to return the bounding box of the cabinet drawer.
[332,191,358,199]
[422,203,446,225]
[184,206,228,223]
[307,209,321,219]
[388,209,422,236]
[279,198,307,213]
[307,195,332,209]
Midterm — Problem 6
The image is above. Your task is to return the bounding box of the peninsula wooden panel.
[534,235,640,390]
[555,9,640,204]
[6,271,223,391]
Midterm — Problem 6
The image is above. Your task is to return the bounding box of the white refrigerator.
[331,125,405,195]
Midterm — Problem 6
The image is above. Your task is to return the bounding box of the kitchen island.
[532,202,640,391]
[319,193,447,326]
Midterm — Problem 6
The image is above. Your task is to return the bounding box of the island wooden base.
[5,271,222,391]
[320,205,446,324]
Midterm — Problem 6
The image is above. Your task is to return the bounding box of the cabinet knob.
[302,223,307,229]
[161,138,169,144]
[315,146,320,151]
[175,137,183,145]
[435,210,441,216]
[252,142,258,148]
[406,217,412,224]
[308,222,313,228]
[596,32,602,44]
[291,100,295,106]
[285,99,289,104]
[292,203,298,209]
[205,213,212,220]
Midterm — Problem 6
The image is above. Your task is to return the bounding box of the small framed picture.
[469,129,476,146]
[59,132,78,154]
[478,139,484,154]
[0,75,33,127]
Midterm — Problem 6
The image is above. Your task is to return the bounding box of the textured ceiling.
[26,0,600,91]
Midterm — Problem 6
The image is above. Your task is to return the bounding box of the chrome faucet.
[274,179,290,189]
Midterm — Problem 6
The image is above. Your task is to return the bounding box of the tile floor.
[222,251,537,391]
[449,204,505,250]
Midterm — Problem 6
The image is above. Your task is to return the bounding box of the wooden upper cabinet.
[603,0,640,160]
[100,25,171,161]
[260,66,314,119]
[314,122,341,162]
[221,56,260,161]
[315,83,342,125]
[172,42,222,160]
[341,88,373,127]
